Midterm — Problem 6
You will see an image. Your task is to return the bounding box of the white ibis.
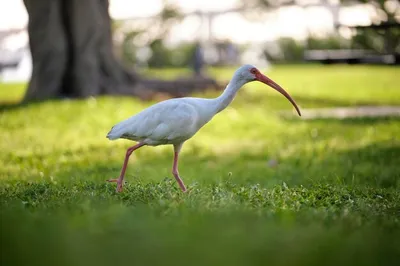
[107,64,301,192]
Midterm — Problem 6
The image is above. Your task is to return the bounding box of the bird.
[106,64,301,192]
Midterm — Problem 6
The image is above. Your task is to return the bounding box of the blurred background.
[0,0,399,84]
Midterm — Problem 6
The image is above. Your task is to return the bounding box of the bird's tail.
[106,124,124,140]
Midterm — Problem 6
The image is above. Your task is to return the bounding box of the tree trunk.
[23,0,220,102]
[23,0,140,102]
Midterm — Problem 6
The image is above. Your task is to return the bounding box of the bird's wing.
[108,100,198,141]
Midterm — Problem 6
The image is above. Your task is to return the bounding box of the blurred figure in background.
[192,42,204,77]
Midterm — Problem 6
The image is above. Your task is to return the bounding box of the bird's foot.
[107,178,124,192]
[182,186,194,194]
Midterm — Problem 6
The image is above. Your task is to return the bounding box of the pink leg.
[107,142,145,192]
[172,143,187,192]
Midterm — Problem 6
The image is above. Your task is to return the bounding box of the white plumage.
[107,98,214,145]
[107,65,301,192]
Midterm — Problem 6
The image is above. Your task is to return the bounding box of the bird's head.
[235,64,301,116]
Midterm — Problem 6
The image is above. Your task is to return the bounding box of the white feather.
[107,98,215,145]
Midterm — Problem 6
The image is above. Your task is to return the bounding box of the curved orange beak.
[255,73,301,116]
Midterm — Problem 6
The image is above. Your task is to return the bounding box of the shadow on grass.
[0,101,29,112]
[0,99,59,113]
[48,138,399,190]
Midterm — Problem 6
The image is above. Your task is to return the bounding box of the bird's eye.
[250,69,257,74]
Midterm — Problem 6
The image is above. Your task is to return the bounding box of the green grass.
[0,82,26,103]
[1,65,400,266]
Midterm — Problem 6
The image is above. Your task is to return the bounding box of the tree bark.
[23,0,68,100]
[23,0,140,102]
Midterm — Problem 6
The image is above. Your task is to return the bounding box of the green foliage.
[264,36,348,63]
[113,1,186,68]
[307,36,344,50]
[120,31,141,66]
[146,40,197,68]
[1,65,399,266]
[148,39,171,68]
[277,38,305,62]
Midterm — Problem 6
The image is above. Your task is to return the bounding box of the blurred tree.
[23,0,141,102]
[340,0,398,23]
[115,1,184,68]
[278,38,304,62]
[341,0,399,54]
[147,39,172,68]
[242,0,296,8]
[245,0,399,59]
[120,31,141,67]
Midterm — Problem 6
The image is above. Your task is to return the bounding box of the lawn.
[1,65,399,266]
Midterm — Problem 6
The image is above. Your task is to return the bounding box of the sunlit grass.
[1,65,399,266]
[0,82,26,103]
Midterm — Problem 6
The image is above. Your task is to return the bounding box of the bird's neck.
[214,77,246,113]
